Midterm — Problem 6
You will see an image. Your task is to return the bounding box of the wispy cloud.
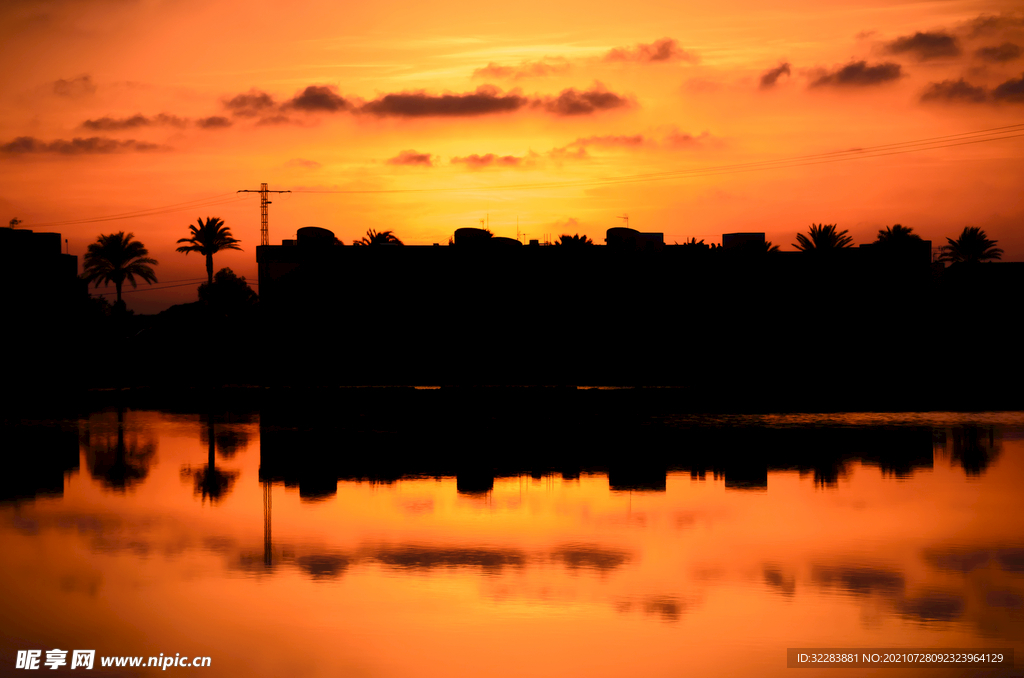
[285,158,321,169]
[283,85,351,112]
[810,61,902,87]
[605,38,697,64]
[196,116,232,129]
[81,113,188,131]
[920,78,988,103]
[223,89,277,117]
[539,84,631,115]
[473,58,571,80]
[993,72,1024,102]
[361,85,527,117]
[759,62,792,89]
[386,149,435,166]
[451,153,529,168]
[884,31,961,60]
[1,136,163,154]
[52,74,96,98]
[975,43,1021,62]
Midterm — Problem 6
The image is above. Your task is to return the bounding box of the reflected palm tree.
[794,224,853,251]
[353,229,403,246]
[198,416,252,459]
[950,426,1001,476]
[940,226,1003,264]
[82,232,158,312]
[82,408,156,492]
[184,415,238,503]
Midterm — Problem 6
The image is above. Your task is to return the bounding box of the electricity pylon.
[237,183,291,246]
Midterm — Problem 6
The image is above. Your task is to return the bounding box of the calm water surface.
[2,410,1023,677]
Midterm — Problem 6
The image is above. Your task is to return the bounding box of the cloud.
[605,37,697,63]
[196,116,231,129]
[920,78,988,103]
[284,158,321,169]
[386,149,434,167]
[664,130,712,147]
[552,217,584,232]
[570,134,647,147]
[360,85,527,117]
[550,130,708,157]
[255,114,293,126]
[284,85,351,112]
[759,62,792,89]
[81,113,188,131]
[473,58,571,80]
[52,74,96,97]
[967,13,1024,38]
[810,61,902,87]
[540,84,631,115]
[223,89,277,117]
[684,77,721,93]
[975,42,1022,62]
[450,153,526,168]
[993,72,1024,102]
[885,31,961,60]
[0,136,163,154]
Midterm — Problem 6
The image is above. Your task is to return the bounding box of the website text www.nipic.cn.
[15,650,211,670]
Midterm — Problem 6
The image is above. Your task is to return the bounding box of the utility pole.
[237,183,291,246]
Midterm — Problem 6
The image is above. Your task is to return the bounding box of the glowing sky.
[1,0,1022,311]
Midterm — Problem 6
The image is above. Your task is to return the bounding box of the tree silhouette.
[8,218,21,228]
[176,217,242,285]
[875,223,921,246]
[678,237,707,249]
[553,233,593,247]
[940,226,1002,264]
[198,267,258,314]
[354,229,403,246]
[764,241,780,252]
[82,232,158,310]
[794,224,853,251]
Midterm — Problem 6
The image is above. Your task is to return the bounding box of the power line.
[24,193,247,229]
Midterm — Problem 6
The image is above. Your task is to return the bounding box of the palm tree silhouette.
[82,232,158,310]
[353,228,403,246]
[553,233,593,247]
[940,226,1003,264]
[875,223,921,246]
[794,224,853,251]
[176,217,242,285]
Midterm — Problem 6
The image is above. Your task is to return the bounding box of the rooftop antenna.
[617,214,630,229]
[237,182,291,246]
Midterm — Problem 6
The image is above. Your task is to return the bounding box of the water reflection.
[80,409,156,492]
[181,415,239,502]
[0,408,1022,678]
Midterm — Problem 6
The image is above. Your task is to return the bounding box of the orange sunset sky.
[1,0,1022,312]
